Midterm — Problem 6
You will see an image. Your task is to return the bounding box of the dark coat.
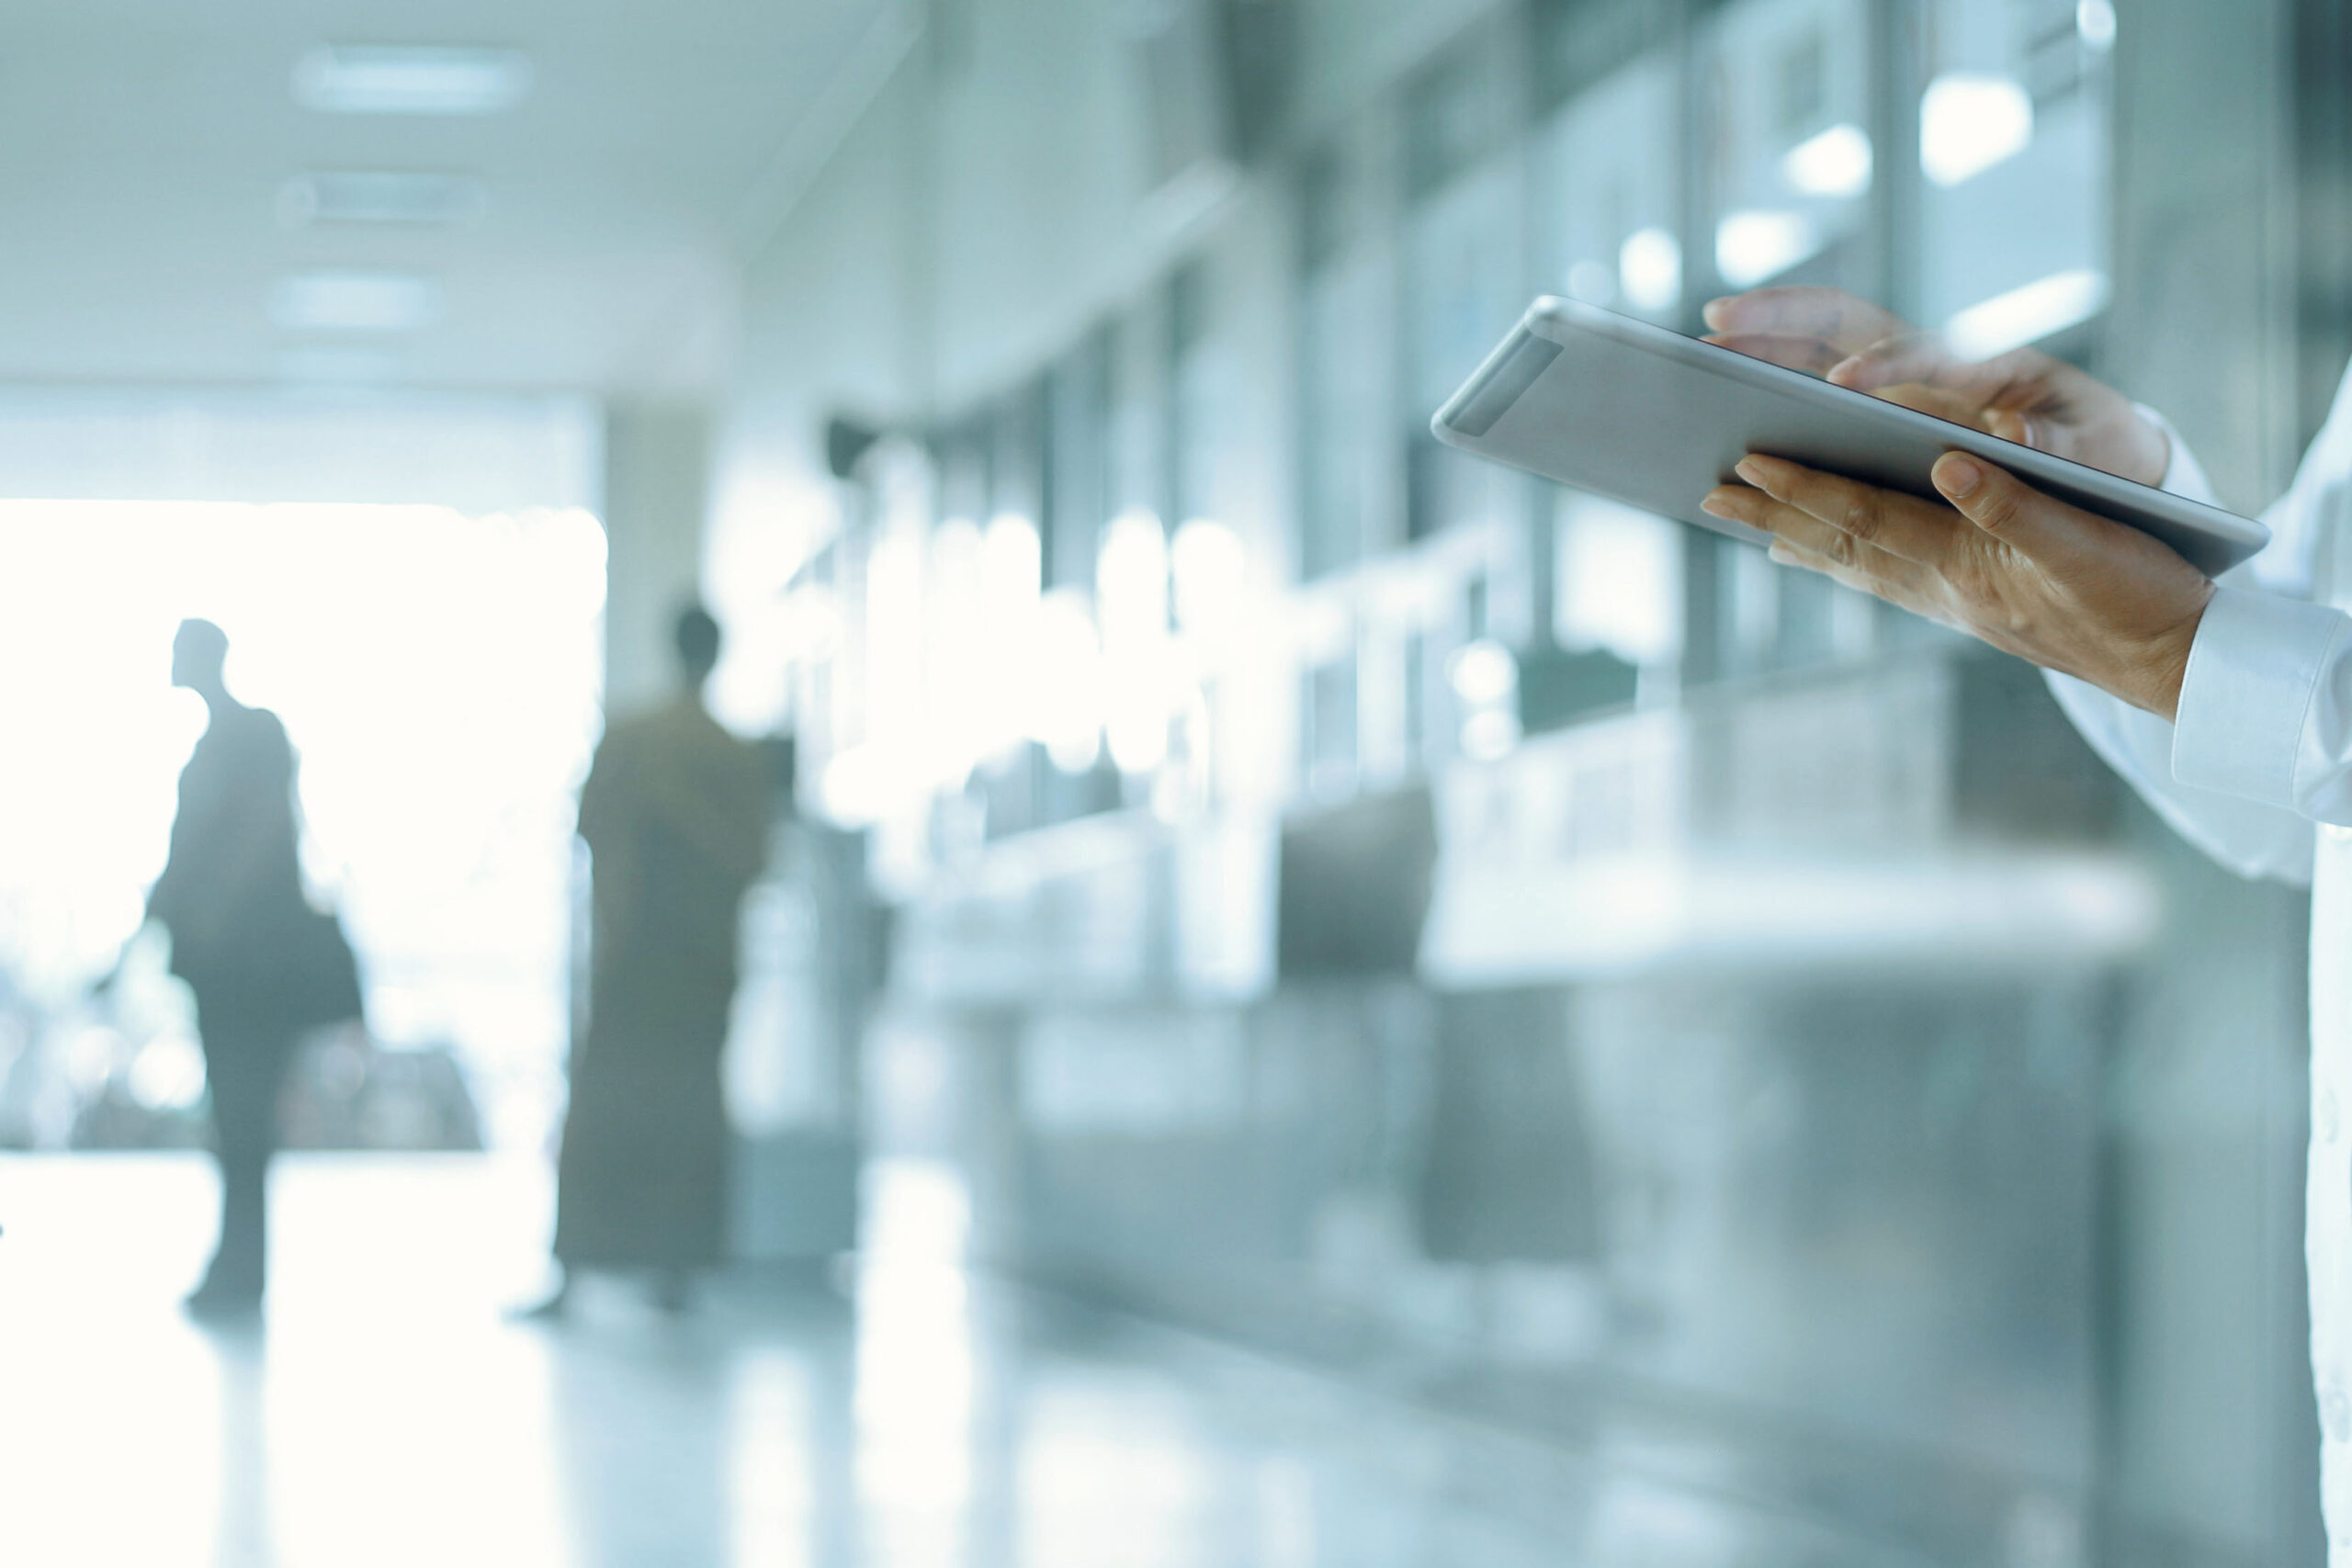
[150,704,313,1049]
[553,697,770,1269]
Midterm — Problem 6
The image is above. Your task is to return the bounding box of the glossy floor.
[0,1153,1638,1568]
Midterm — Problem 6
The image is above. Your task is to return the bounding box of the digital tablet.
[1431,296,2268,578]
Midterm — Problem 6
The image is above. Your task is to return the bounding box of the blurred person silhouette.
[126,618,358,1316]
[524,604,771,1318]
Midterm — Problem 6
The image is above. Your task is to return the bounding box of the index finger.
[1731,453,1970,570]
[1700,333,1850,377]
[1831,336,2052,399]
[1702,288,1915,356]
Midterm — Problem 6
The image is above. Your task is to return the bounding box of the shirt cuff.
[2173,583,2349,807]
[2134,404,2222,508]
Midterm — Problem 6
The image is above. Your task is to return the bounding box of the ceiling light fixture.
[271,272,445,333]
[277,172,488,229]
[292,46,533,116]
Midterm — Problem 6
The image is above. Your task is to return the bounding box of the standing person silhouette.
[142,619,318,1316]
[525,605,771,1318]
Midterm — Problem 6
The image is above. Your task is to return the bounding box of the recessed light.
[277,172,488,229]
[292,46,533,116]
[271,272,445,333]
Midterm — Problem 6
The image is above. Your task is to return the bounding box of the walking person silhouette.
[131,619,356,1316]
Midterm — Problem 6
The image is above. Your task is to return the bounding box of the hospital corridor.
[0,0,2346,1564]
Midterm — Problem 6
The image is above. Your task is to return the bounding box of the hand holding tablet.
[1698,287,2175,491]
[1430,293,2264,575]
[1430,288,2253,718]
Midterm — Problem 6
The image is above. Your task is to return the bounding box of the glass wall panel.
[1540,34,1685,321]
[1168,261,1219,536]
[1302,303,1384,570]
[1400,28,1515,202]
[933,417,990,532]
[1402,29,1529,543]
[1533,0,1673,109]
[1703,0,1876,296]
[1403,163,1525,542]
[991,379,1047,559]
[1403,628,1433,766]
[1919,0,2112,357]
[1112,299,1170,527]
[1046,330,1113,592]
[1300,139,1391,580]
[1304,653,1359,795]
[1531,14,1692,714]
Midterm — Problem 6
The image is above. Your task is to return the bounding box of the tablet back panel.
[1433,298,2267,578]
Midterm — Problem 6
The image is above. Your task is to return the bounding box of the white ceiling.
[0,0,890,397]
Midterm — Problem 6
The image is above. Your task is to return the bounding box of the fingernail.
[1767,544,1799,567]
[1702,299,1730,329]
[1701,493,1734,520]
[1937,455,1984,497]
[1827,355,1862,384]
[1734,457,1769,486]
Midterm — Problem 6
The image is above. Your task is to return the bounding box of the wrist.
[2140,584,2215,721]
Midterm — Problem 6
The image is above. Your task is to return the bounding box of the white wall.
[603,401,715,716]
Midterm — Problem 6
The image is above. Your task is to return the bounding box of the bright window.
[0,500,605,1146]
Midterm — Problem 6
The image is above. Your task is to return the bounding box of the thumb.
[1932,452,2081,563]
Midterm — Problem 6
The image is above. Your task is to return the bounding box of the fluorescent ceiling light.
[1920,73,2034,187]
[1714,209,1818,289]
[293,47,533,116]
[271,272,445,333]
[278,172,488,229]
[1781,123,1873,199]
[1944,270,2109,360]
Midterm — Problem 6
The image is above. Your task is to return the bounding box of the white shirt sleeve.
[2042,404,2325,885]
[2159,373,2352,846]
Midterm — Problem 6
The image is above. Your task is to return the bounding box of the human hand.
[1702,288,2172,488]
[1701,450,2215,720]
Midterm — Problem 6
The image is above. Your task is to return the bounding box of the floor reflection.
[0,1154,1755,1567]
